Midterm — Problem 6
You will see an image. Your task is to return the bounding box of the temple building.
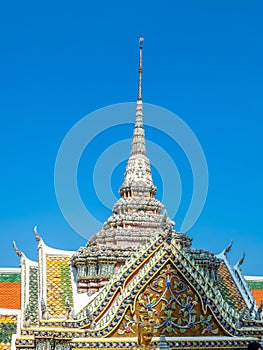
[1,38,263,350]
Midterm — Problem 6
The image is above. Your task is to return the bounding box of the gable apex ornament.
[223,240,233,255]
[33,225,41,242]
[236,252,245,270]
[13,241,22,257]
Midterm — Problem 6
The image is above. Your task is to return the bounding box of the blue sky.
[0,1,262,275]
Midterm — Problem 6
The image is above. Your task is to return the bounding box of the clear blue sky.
[0,1,262,275]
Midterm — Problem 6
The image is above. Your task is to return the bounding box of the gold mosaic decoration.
[0,315,17,350]
[109,261,224,338]
[46,255,73,317]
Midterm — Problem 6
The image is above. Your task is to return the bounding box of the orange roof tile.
[0,282,21,309]
[250,289,263,307]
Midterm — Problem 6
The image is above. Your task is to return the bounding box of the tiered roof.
[0,269,21,350]
[0,269,21,310]
[245,276,263,307]
[15,233,263,350]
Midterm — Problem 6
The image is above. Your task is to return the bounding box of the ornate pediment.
[70,234,261,343]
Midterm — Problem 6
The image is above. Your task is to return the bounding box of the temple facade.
[1,38,263,350]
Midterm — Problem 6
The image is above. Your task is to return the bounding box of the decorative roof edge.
[77,234,163,319]
[216,251,255,311]
[0,308,21,315]
[0,267,21,273]
[12,241,38,266]
[234,252,245,270]
[245,276,263,282]
[37,230,75,256]
[219,241,233,256]
[233,264,257,311]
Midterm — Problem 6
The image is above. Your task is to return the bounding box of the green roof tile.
[0,273,21,282]
[247,281,263,290]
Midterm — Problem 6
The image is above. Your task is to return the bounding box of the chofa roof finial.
[34,225,41,242]
[237,252,245,269]
[13,241,22,257]
[223,240,233,255]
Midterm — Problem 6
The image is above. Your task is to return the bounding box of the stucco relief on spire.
[71,38,177,293]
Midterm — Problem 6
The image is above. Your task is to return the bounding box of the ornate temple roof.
[15,233,263,350]
[2,38,263,350]
[216,247,255,313]
[0,268,21,350]
[245,276,263,307]
[0,268,21,310]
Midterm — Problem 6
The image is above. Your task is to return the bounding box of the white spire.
[131,36,146,156]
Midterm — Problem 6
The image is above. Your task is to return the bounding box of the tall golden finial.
[138,36,144,101]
